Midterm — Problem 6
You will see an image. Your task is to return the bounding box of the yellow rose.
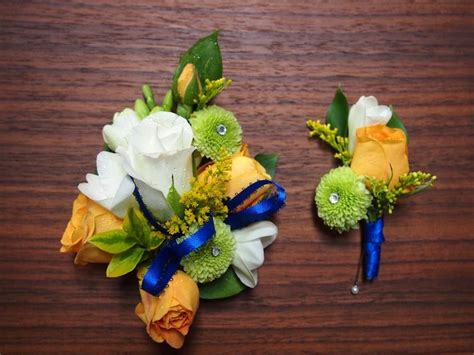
[198,147,271,210]
[60,193,123,265]
[135,270,199,349]
[351,125,409,188]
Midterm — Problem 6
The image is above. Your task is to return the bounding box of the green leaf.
[176,103,192,119]
[199,267,247,300]
[89,230,136,254]
[142,84,156,110]
[134,98,150,120]
[161,89,174,111]
[255,153,279,179]
[147,231,165,250]
[123,208,151,246]
[326,87,349,137]
[167,177,185,218]
[106,246,145,278]
[387,107,409,144]
[172,31,223,102]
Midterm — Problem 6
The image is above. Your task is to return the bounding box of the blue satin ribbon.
[225,180,286,230]
[141,217,216,295]
[139,178,286,296]
[362,217,385,281]
[130,177,170,236]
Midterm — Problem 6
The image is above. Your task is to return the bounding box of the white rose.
[116,112,194,220]
[231,221,278,288]
[348,96,392,154]
[102,108,140,151]
[78,151,136,218]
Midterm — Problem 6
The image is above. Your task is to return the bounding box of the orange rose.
[198,147,271,210]
[60,193,122,265]
[351,125,409,188]
[135,270,199,349]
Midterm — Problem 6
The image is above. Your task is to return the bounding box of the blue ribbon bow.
[136,179,286,296]
[362,217,385,281]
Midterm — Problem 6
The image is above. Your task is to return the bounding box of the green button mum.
[315,167,372,233]
[190,105,242,161]
[181,218,236,283]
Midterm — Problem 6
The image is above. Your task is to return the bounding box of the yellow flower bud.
[177,63,202,105]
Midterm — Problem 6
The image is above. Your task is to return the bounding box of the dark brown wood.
[1,0,473,353]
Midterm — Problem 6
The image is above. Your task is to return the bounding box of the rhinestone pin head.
[329,192,340,204]
[216,124,227,136]
[211,246,221,257]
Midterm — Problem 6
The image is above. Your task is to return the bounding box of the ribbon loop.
[225,180,286,230]
[362,217,385,281]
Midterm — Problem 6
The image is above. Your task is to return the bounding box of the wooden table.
[1,1,473,353]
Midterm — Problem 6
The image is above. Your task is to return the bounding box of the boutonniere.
[60,31,286,349]
[307,88,435,294]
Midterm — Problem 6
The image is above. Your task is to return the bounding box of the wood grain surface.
[1,0,473,353]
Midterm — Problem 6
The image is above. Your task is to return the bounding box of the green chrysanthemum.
[315,166,372,233]
[190,105,242,161]
[181,218,236,283]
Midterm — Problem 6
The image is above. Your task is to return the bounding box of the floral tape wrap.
[362,217,385,281]
[138,179,286,296]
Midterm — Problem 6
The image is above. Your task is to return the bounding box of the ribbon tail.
[362,217,385,281]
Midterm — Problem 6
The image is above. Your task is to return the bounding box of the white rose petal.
[348,96,392,154]
[231,221,278,288]
[78,151,136,217]
[102,108,140,151]
[116,111,195,218]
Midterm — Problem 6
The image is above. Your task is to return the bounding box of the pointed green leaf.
[176,103,192,119]
[199,267,247,299]
[167,177,185,218]
[89,230,136,254]
[326,87,349,137]
[172,31,223,102]
[162,89,174,111]
[387,107,409,144]
[134,98,150,119]
[142,84,156,110]
[106,246,145,278]
[123,208,151,246]
[147,231,165,250]
[255,153,279,179]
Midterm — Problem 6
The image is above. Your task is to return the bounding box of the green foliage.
[134,98,150,119]
[162,89,174,111]
[367,171,436,220]
[142,84,156,110]
[106,246,146,278]
[199,267,247,299]
[307,120,351,165]
[387,108,409,143]
[177,103,192,119]
[90,208,165,278]
[326,87,349,137]
[167,177,185,218]
[255,153,279,179]
[172,31,223,104]
[88,230,136,254]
